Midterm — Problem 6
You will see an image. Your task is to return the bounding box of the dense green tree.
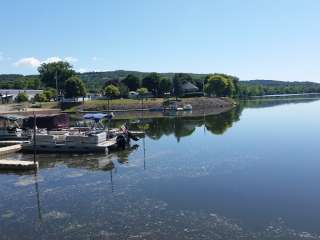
[15,92,29,102]
[43,88,57,100]
[105,84,120,98]
[142,72,161,96]
[122,74,140,91]
[64,76,87,98]
[205,75,230,97]
[213,73,239,96]
[137,87,148,97]
[13,79,27,89]
[159,77,172,95]
[38,61,75,90]
[34,93,48,102]
[119,83,129,98]
[25,77,41,89]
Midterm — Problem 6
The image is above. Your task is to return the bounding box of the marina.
[1,98,320,239]
[0,112,144,171]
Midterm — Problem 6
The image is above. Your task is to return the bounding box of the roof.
[0,115,25,121]
[83,113,114,122]
[181,81,199,91]
[0,89,43,95]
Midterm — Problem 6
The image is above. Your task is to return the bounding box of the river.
[1,96,320,239]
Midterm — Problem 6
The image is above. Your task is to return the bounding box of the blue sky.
[0,0,320,81]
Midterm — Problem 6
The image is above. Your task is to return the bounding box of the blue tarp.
[83,113,113,122]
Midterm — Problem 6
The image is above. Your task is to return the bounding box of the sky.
[0,0,320,81]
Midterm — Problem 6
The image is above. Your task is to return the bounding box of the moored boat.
[22,131,115,153]
[0,115,28,140]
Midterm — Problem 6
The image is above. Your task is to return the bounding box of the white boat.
[0,115,28,140]
[183,104,193,111]
[22,131,115,153]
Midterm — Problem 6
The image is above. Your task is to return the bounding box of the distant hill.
[241,79,320,86]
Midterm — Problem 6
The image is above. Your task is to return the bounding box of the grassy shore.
[0,97,236,118]
[65,97,236,113]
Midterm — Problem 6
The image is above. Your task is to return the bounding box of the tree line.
[3,63,320,103]
[238,80,320,97]
[102,72,240,99]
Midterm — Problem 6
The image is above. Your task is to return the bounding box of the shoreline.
[0,97,236,118]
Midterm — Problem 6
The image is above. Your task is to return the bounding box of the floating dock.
[0,160,38,171]
[0,144,22,155]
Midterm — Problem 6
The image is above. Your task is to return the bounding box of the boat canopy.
[23,114,69,130]
[0,115,25,122]
[0,115,25,128]
[83,113,113,122]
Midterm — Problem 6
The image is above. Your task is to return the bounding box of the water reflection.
[1,97,320,240]
[134,107,242,141]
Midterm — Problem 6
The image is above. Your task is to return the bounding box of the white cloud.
[64,56,78,63]
[14,56,79,68]
[92,56,98,61]
[14,57,41,68]
[43,57,62,63]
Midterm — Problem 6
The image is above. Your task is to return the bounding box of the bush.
[34,93,48,102]
[15,92,29,103]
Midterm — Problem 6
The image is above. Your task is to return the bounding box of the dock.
[129,131,146,138]
[0,160,38,171]
[0,144,22,155]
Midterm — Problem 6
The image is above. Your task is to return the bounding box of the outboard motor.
[116,134,127,150]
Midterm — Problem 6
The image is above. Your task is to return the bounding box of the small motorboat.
[183,104,193,111]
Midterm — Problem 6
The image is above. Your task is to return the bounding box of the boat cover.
[23,114,69,130]
[83,113,113,122]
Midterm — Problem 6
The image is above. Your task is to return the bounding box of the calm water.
[1,97,320,240]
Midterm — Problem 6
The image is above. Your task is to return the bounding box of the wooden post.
[33,112,37,165]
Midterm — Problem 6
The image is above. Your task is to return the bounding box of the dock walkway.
[0,160,38,170]
[0,144,22,155]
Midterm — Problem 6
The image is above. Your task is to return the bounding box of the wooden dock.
[0,140,28,145]
[0,160,38,171]
[0,144,22,155]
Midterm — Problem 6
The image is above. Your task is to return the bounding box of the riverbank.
[67,97,236,112]
[0,102,60,116]
[0,97,236,118]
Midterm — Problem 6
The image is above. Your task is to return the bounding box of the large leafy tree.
[142,72,161,96]
[38,61,75,90]
[64,76,87,98]
[205,75,232,97]
[105,84,120,99]
[159,77,172,95]
[122,74,140,91]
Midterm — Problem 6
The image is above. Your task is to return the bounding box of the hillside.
[1,71,320,96]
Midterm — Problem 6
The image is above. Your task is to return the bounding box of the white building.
[0,89,43,103]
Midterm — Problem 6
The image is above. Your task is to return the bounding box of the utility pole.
[55,70,58,101]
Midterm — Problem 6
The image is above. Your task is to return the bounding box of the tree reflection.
[142,106,243,141]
